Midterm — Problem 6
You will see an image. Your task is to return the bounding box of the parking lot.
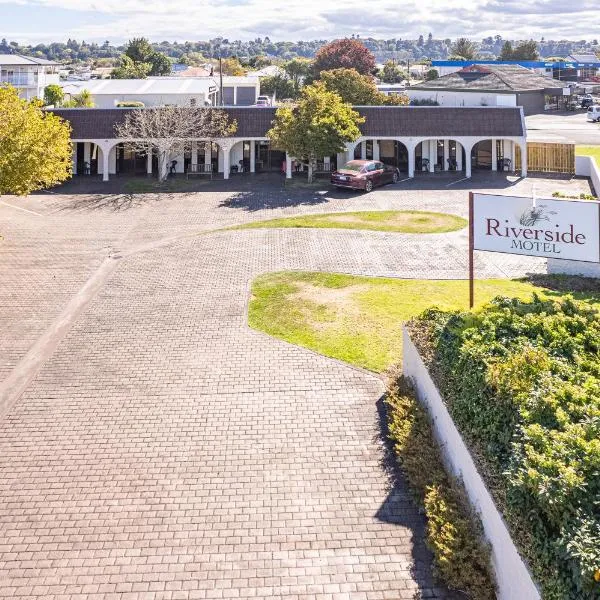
[526,110,600,145]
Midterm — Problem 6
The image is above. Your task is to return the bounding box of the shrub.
[116,101,145,107]
[410,98,440,106]
[386,377,496,599]
[552,190,597,200]
[410,295,600,599]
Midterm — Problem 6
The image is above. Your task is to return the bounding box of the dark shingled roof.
[51,105,524,140]
[412,64,565,93]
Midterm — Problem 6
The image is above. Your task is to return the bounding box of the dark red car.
[331,159,400,192]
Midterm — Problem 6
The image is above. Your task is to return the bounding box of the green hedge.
[410,295,600,599]
[386,377,496,599]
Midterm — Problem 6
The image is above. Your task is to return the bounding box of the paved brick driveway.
[0,174,591,599]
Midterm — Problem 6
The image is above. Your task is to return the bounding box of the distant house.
[59,76,261,108]
[0,53,60,100]
[408,64,570,115]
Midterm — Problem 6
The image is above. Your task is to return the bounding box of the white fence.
[403,329,541,600]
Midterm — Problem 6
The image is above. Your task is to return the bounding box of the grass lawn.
[236,211,467,234]
[576,145,600,166]
[249,272,600,373]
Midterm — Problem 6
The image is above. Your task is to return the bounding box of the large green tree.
[379,60,407,83]
[282,58,313,94]
[111,55,152,79]
[313,38,376,77]
[498,40,539,61]
[450,38,477,60]
[267,82,364,183]
[319,68,409,106]
[43,83,64,107]
[0,86,72,195]
[112,37,171,78]
[259,74,296,100]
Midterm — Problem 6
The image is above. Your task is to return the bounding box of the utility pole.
[219,55,224,106]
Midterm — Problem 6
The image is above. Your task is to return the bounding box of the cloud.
[3,0,599,43]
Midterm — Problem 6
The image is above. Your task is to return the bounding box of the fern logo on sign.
[472,194,600,263]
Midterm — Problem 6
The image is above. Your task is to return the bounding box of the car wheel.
[365,180,373,192]
[392,171,399,184]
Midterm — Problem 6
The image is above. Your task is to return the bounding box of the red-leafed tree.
[313,38,376,77]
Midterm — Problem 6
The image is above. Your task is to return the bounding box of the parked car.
[331,160,400,192]
[256,95,271,107]
[587,105,600,122]
[581,94,594,109]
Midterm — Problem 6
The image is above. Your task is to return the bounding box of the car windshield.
[341,161,365,172]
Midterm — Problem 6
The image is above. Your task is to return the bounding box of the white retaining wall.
[548,155,600,278]
[402,329,541,600]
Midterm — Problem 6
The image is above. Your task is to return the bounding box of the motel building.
[52,106,528,181]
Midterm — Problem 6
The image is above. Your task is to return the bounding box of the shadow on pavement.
[374,396,462,599]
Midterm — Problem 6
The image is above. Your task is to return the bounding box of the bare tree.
[114,106,237,182]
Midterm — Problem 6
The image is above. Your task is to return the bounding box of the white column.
[285,153,292,179]
[191,142,198,167]
[465,142,473,178]
[360,141,367,160]
[408,145,415,178]
[510,141,516,170]
[428,140,436,173]
[491,138,498,171]
[204,143,212,166]
[72,144,78,175]
[443,140,449,171]
[83,142,91,166]
[456,142,463,171]
[250,141,256,173]
[146,149,153,175]
[222,145,230,179]
[102,146,110,182]
[520,142,527,177]
[233,86,238,106]
[372,140,380,161]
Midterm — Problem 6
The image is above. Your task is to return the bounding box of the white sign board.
[472,193,600,263]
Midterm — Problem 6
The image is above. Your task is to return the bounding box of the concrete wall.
[516,91,546,116]
[548,155,600,278]
[403,329,541,600]
[407,89,517,108]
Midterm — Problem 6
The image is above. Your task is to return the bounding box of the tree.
[124,37,154,63]
[450,38,477,60]
[219,57,245,76]
[148,51,172,76]
[111,55,151,79]
[319,68,408,106]
[313,38,376,77]
[498,41,514,60]
[259,74,296,100]
[510,40,539,60]
[43,84,64,107]
[0,86,72,195]
[63,89,94,108]
[114,106,237,182]
[379,60,407,83]
[282,58,312,94]
[267,82,364,183]
[425,68,439,80]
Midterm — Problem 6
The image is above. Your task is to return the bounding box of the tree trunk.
[157,150,169,182]
[307,161,314,183]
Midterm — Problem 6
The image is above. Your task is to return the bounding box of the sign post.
[469,192,474,308]
[469,193,600,309]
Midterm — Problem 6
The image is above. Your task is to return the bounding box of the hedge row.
[410,295,600,599]
[386,376,496,599]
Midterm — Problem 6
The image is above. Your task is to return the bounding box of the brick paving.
[0,173,591,599]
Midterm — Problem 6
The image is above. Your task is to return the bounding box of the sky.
[2,0,600,44]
